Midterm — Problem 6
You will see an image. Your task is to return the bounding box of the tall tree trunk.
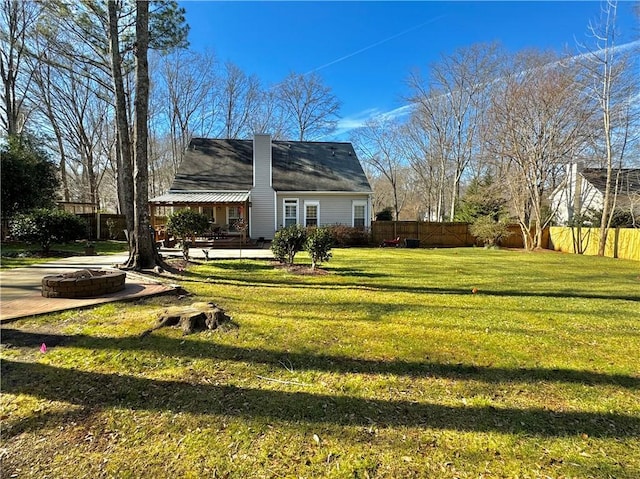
[598,109,613,256]
[107,1,135,250]
[594,0,621,256]
[48,111,70,201]
[132,0,155,269]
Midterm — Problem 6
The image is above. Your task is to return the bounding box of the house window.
[227,205,242,226]
[304,201,319,227]
[353,200,367,229]
[283,199,298,227]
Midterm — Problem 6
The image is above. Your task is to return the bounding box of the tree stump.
[142,302,231,336]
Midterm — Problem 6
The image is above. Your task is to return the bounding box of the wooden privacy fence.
[78,213,127,241]
[372,221,474,247]
[371,221,537,249]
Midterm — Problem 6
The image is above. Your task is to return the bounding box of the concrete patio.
[0,248,272,322]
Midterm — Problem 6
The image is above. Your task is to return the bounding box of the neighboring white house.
[550,163,640,225]
[149,134,373,240]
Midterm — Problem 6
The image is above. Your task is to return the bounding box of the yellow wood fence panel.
[549,227,640,261]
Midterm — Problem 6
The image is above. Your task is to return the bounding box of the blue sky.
[180,1,639,139]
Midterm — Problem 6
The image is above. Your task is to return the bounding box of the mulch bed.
[162,258,328,276]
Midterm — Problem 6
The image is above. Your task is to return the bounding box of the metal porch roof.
[149,191,250,204]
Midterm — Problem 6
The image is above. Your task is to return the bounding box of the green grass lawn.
[1,248,639,478]
[0,240,129,269]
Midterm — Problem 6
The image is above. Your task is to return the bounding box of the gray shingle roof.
[169,138,372,193]
[581,168,640,195]
[171,139,254,191]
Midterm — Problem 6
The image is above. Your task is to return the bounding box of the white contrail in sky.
[306,15,446,75]
[329,38,640,139]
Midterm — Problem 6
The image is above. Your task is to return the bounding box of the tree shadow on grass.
[2,329,638,389]
[327,266,389,279]
[2,359,638,440]
[163,264,640,303]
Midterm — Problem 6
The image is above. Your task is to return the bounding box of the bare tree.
[487,50,590,250]
[219,62,261,139]
[576,0,639,255]
[353,117,407,221]
[402,108,451,221]
[35,64,110,206]
[0,0,42,135]
[407,43,500,220]
[250,88,289,139]
[152,49,218,176]
[276,72,340,141]
[31,52,71,201]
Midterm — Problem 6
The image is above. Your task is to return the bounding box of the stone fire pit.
[42,269,126,298]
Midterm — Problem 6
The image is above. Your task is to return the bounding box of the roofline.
[161,190,372,196]
[167,189,250,194]
[274,190,373,195]
[272,140,354,146]
[190,137,354,146]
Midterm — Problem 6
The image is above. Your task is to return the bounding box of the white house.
[550,163,640,225]
[149,134,373,240]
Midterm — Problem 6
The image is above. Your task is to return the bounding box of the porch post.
[150,203,156,230]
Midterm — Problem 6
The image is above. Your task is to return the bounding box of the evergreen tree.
[1,134,59,217]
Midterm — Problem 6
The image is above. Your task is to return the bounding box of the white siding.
[550,164,604,225]
[275,193,371,230]
[250,134,277,239]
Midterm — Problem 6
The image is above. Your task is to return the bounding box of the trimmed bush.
[10,208,87,253]
[271,224,307,264]
[305,227,333,270]
[167,209,210,260]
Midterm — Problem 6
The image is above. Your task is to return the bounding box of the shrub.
[375,207,393,221]
[470,215,512,248]
[167,209,210,260]
[10,208,87,253]
[305,227,333,270]
[588,208,637,228]
[328,225,370,247]
[271,224,307,264]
